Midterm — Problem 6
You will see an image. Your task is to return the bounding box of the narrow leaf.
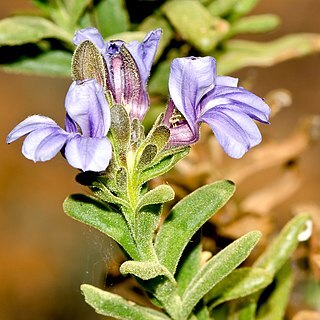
[257,262,293,320]
[253,213,311,275]
[206,268,273,309]
[139,147,190,185]
[217,34,320,75]
[64,0,92,27]
[207,0,237,17]
[0,16,73,46]
[1,50,71,77]
[229,0,259,20]
[181,231,261,319]
[81,284,169,320]
[137,185,175,212]
[63,194,139,260]
[155,180,235,274]
[120,261,175,283]
[176,232,202,296]
[162,0,227,52]
[229,14,280,36]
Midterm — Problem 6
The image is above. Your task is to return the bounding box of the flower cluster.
[7,27,270,171]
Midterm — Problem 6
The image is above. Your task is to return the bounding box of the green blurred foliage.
[1,0,320,99]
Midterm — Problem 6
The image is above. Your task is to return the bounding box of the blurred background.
[1,0,320,319]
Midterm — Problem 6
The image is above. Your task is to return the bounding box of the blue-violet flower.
[164,57,271,158]
[6,79,112,172]
[73,27,161,121]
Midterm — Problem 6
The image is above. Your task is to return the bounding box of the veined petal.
[65,136,112,172]
[22,127,69,161]
[216,76,238,87]
[169,57,216,130]
[65,80,110,137]
[73,27,105,52]
[202,85,270,123]
[201,108,262,158]
[126,28,162,86]
[6,115,60,144]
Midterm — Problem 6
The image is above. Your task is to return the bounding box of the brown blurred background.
[0,1,320,319]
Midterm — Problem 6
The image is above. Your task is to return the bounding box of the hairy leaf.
[155,180,235,274]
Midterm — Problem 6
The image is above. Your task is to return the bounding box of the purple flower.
[73,27,162,121]
[6,79,112,172]
[164,57,270,158]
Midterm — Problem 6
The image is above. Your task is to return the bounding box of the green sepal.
[63,194,139,260]
[71,39,107,89]
[120,261,175,283]
[155,180,235,274]
[110,104,131,166]
[137,144,158,170]
[205,267,273,309]
[137,185,175,212]
[81,284,170,320]
[181,231,261,319]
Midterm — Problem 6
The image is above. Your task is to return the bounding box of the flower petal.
[216,76,238,87]
[168,57,216,131]
[201,85,270,123]
[73,27,105,52]
[126,28,162,86]
[65,136,112,172]
[201,108,262,158]
[22,127,69,161]
[65,80,110,137]
[6,115,60,144]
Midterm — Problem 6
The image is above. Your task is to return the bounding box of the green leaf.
[0,16,73,46]
[229,14,280,36]
[139,147,190,185]
[95,0,130,38]
[228,214,310,319]
[253,213,311,275]
[148,60,171,96]
[257,262,293,320]
[207,0,237,17]
[1,50,71,77]
[64,0,92,27]
[120,260,175,283]
[106,31,146,43]
[229,0,259,20]
[155,180,235,274]
[162,0,227,52]
[81,284,169,320]
[181,231,261,319]
[63,194,139,260]
[137,185,175,212]
[138,14,174,62]
[206,268,273,309]
[217,34,320,75]
[176,232,202,296]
